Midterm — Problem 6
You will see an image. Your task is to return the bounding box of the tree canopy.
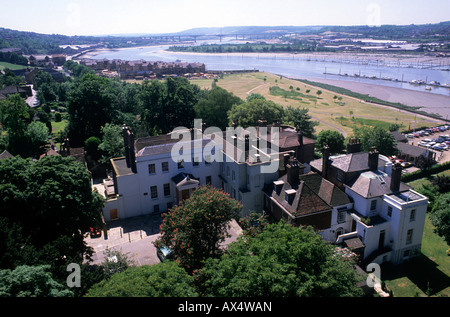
[316,130,345,154]
[197,221,364,297]
[351,126,397,156]
[85,262,197,297]
[0,156,104,275]
[154,185,242,273]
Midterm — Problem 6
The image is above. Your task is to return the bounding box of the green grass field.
[0,61,28,71]
[191,72,439,137]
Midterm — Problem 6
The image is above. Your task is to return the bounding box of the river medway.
[79,45,450,120]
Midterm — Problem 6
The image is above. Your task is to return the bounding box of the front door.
[182,189,190,200]
[378,230,385,250]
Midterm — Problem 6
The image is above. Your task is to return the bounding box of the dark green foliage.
[0,156,104,276]
[197,222,364,297]
[85,263,198,297]
[316,130,345,154]
[194,86,242,130]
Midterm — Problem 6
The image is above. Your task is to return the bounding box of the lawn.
[191,72,439,137]
[0,61,28,71]
[381,216,450,297]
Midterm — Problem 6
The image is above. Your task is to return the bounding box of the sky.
[1,0,449,36]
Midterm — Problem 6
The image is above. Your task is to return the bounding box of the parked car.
[156,246,174,262]
[89,227,102,238]
[418,141,428,147]
[432,145,444,151]
[423,139,432,143]
[401,162,413,168]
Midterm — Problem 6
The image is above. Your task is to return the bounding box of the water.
[87,44,450,97]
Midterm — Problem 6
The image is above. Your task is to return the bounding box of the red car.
[89,227,102,238]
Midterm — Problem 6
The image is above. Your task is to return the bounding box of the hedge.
[401,161,450,183]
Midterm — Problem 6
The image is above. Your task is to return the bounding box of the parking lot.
[85,213,243,266]
[405,125,450,164]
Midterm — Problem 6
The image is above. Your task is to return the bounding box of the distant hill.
[1,22,448,55]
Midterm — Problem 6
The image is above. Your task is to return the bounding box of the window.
[178,160,184,169]
[406,229,413,244]
[387,206,393,217]
[227,166,230,176]
[232,170,236,182]
[410,209,416,222]
[153,204,160,213]
[337,207,346,224]
[148,163,156,175]
[336,170,344,182]
[162,161,169,173]
[150,186,158,199]
[163,183,171,197]
[193,157,199,167]
[167,202,173,210]
[370,199,377,211]
[206,176,212,185]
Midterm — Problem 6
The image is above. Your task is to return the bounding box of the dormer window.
[285,189,296,204]
[273,180,284,194]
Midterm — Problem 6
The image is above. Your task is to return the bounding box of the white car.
[423,139,432,143]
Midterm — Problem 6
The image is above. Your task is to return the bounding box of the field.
[0,61,28,71]
[191,72,441,137]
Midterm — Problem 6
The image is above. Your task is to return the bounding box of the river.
[81,44,450,118]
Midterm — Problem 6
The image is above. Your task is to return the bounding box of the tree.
[429,192,450,246]
[85,263,198,297]
[352,126,397,156]
[194,86,242,130]
[282,106,318,138]
[316,130,345,154]
[101,248,134,279]
[67,73,119,146]
[26,121,49,157]
[0,94,30,155]
[0,265,73,297]
[98,123,125,163]
[0,156,104,276]
[139,77,199,135]
[154,185,242,273]
[198,221,364,297]
[228,98,284,128]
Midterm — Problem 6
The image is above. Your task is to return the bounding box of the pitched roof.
[0,150,14,160]
[310,152,386,173]
[345,170,411,198]
[265,172,349,217]
[396,142,428,157]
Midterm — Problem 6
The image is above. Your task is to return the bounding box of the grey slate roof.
[345,170,411,198]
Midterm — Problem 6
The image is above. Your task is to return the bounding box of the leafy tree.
[282,106,318,138]
[139,77,199,135]
[352,126,397,156]
[101,248,134,279]
[194,86,242,130]
[67,73,119,146]
[429,192,450,246]
[98,123,125,163]
[228,98,284,128]
[316,130,345,154]
[26,121,49,157]
[154,185,242,273]
[431,174,450,193]
[84,136,102,161]
[0,156,104,275]
[85,263,197,297]
[198,221,364,297]
[0,94,30,155]
[0,265,73,297]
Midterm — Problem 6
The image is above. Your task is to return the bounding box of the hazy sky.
[1,0,449,36]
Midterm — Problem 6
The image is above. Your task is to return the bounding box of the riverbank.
[78,45,450,70]
[297,76,450,120]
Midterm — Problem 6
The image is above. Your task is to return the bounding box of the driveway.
[85,214,243,266]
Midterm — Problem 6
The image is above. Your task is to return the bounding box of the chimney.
[128,129,137,174]
[122,125,130,168]
[368,147,379,171]
[347,138,361,154]
[286,157,300,185]
[390,162,402,192]
[322,145,330,179]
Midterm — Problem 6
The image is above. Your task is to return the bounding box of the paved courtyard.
[85,213,243,266]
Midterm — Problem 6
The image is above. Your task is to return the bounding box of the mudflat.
[303,77,450,120]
